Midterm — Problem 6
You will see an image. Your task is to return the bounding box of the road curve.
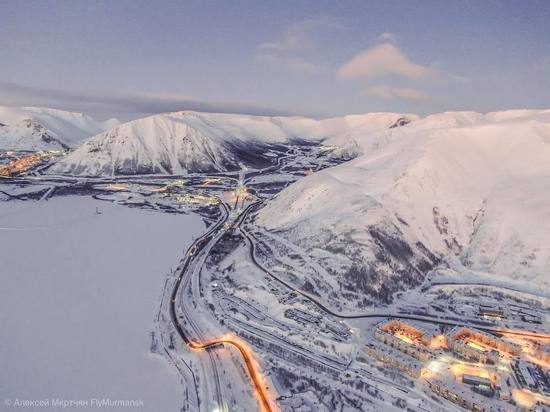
[169,199,276,412]
[188,338,273,412]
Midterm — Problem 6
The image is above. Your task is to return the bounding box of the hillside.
[49,111,411,176]
[256,110,550,306]
[0,106,118,151]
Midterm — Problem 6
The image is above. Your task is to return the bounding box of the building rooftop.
[463,373,492,388]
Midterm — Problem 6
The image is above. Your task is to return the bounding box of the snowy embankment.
[430,268,550,300]
[0,196,204,411]
[257,110,550,306]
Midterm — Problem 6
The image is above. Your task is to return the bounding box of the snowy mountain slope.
[321,113,419,159]
[256,110,550,306]
[462,176,550,287]
[0,106,119,151]
[49,111,413,176]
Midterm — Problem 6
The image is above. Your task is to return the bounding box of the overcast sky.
[1,0,549,120]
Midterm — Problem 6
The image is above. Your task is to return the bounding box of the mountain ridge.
[0,106,119,151]
[49,110,413,176]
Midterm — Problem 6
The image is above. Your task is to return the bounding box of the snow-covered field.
[0,196,204,411]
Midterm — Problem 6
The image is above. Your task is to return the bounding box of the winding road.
[168,199,275,412]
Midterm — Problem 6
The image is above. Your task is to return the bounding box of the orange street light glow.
[106,183,129,191]
[420,367,436,379]
[511,388,550,409]
[466,340,487,352]
[395,333,413,345]
[0,152,46,176]
[498,330,550,341]
[428,335,448,350]
[203,177,221,186]
[526,354,550,370]
[187,334,278,412]
[450,363,496,384]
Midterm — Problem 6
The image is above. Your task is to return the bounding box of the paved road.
[169,199,274,412]
[174,201,228,409]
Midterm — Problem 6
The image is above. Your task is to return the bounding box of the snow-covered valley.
[47,111,411,176]
[1,107,549,412]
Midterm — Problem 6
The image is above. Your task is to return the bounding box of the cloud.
[256,17,340,73]
[0,81,291,120]
[338,42,437,80]
[337,34,465,103]
[365,85,429,101]
[376,32,399,44]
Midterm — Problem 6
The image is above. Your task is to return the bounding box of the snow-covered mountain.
[257,109,550,306]
[322,112,418,159]
[0,106,119,151]
[13,105,550,305]
[49,111,412,176]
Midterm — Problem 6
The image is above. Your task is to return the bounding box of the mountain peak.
[0,106,115,151]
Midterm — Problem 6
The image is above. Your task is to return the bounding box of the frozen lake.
[0,195,205,411]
